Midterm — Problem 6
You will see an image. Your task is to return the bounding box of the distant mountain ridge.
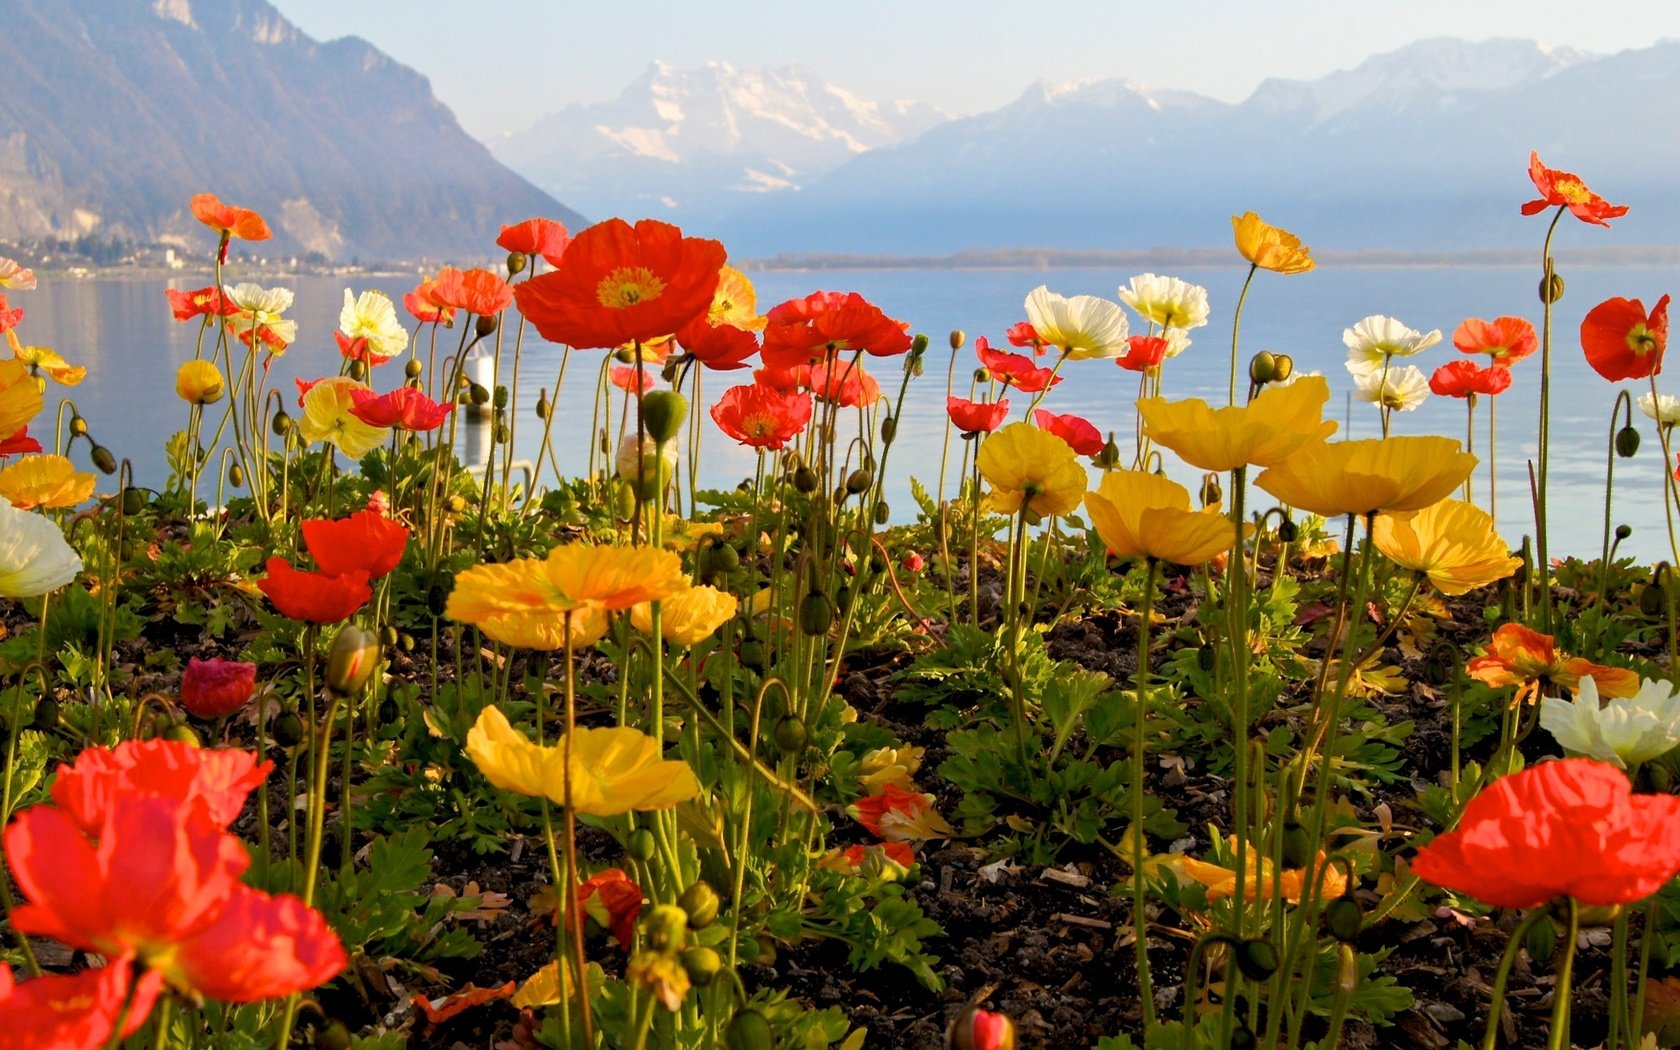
[491,39,1680,258]
[0,0,580,261]
[492,60,947,226]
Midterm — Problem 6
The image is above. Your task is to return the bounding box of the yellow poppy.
[630,583,738,646]
[298,376,390,458]
[858,745,925,792]
[1177,839,1348,903]
[708,266,767,331]
[10,342,85,388]
[545,543,686,610]
[511,959,597,1009]
[465,705,700,815]
[445,559,607,651]
[1084,470,1237,566]
[0,358,42,439]
[627,948,691,1011]
[1232,211,1315,274]
[1253,436,1476,518]
[0,454,95,510]
[175,359,225,405]
[977,421,1088,518]
[1372,499,1521,595]
[1138,375,1337,472]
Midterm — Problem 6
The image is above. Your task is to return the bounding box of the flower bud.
[90,445,117,475]
[70,415,89,438]
[468,382,490,406]
[1616,523,1633,541]
[1199,475,1222,508]
[680,946,722,986]
[272,712,305,748]
[677,881,720,928]
[845,468,873,495]
[272,410,293,436]
[1323,896,1362,942]
[616,434,678,500]
[1276,517,1298,543]
[227,463,244,488]
[628,828,658,862]
[164,721,201,746]
[325,625,381,696]
[972,367,989,385]
[315,1021,353,1050]
[874,501,890,525]
[175,359,226,405]
[347,360,367,382]
[724,1010,774,1050]
[474,314,499,339]
[427,574,452,617]
[793,466,818,493]
[1229,1022,1258,1050]
[506,251,528,276]
[535,390,552,421]
[1095,434,1121,470]
[1616,425,1641,458]
[30,698,59,731]
[641,390,689,445]
[1280,820,1311,868]
[120,486,146,516]
[1539,272,1565,304]
[403,358,423,380]
[1271,354,1294,383]
[493,384,510,410]
[798,592,834,636]
[1248,351,1277,386]
[1235,938,1280,980]
[946,1006,1016,1050]
[642,903,689,952]
[912,333,930,355]
[880,415,897,443]
[774,715,808,753]
[949,330,966,351]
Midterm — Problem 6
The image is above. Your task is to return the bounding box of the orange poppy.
[1467,622,1640,707]
[513,218,726,350]
[165,286,232,322]
[610,365,656,394]
[430,267,513,317]
[1581,294,1670,382]
[404,277,455,325]
[1428,360,1511,398]
[710,383,812,450]
[807,358,881,407]
[189,194,271,262]
[0,294,22,335]
[1521,151,1629,227]
[496,218,571,267]
[1452,316,1537,365]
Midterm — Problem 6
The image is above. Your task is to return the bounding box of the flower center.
[596,267,666,310]
[1555,178,1594,205]
[1628,324,1660,355]
[743,412,774,437]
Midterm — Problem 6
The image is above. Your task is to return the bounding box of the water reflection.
[20,266,1679,562]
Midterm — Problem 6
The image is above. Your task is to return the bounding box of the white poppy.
[0,500,82,597]
[1541,675,1680,769]
[1343,314,1442,369]
[1118,273,1210,331]
[1348,361,1430,412]
[339,290,409,361]
[1024,286,1129,361]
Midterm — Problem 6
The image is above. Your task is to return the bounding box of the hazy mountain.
[708,38,1680,257]
[0,0,580,261]
[492,61,947,226]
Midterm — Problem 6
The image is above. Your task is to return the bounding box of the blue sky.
[270,1,1675,138]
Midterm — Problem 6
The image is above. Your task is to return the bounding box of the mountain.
[706,38,1680,257]
[492,61,947,227]
[0,0,580,261]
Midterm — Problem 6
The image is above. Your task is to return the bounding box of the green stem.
[1481,908,1553,1050]
[1535,206,1566,633]
[1547,898,1580,1050]
[1228,264,1258,406]
[1132,557,1160,1029]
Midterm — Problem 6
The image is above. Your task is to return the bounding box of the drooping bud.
[874,501,890,524]
[798,592,834,636]
[468,383,491,406]
[1095,433,1121,470]
[120,486,146,516]
[628,828,658,862]
[1248,351,1278,386]
[474,314,498,339]
[70,415,89,438]
[845,468,873,495]
[1276,517,1298,543]
[1616,523,1633,541]
[272,410,293,436]
[272,712,306,749]
[1235,938,1280,980]
[793,465,818,493]
[880,415,897,443]
[677,881,720,928]
[1323,896,1363,942]
[1199,475,1222,507]
[641,389,689,445]
[506,251,528,276]
[326,625,381,696]
[536,390,552,420]
[227,463,244,488]
[403,358,423,380]
[1539,272,1565,304]
[347,360,367,382]
[1616,425,1642,457]
[680,946,722,986]
[1271,354,1294,383]
[642,903,689,952]
[90,445,117,475]
[724,1010,774,1050]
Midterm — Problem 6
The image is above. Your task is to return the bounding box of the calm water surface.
[20,265,1680,562]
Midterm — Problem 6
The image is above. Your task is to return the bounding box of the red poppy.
[1033,409,1104,456]
[752,363,808,394]
[1581,295,1670,382]
[901,552,925,575]
[404,278,455,325]
[676,317,760,371]
[431,267,513,318]
[165,286,232,322]
[6,796,249,959]
[710,384,812,450]
[1411,759,1680,908]
[832,842,916,873]
[190,193,272,262]
[0,961,162,1049]
[761,291,911,369]
[257,559,371,623]
[1117,335,1169,373]
[1452,316,1538,366]
[349,386,452,432]
[0,426,40,457]
[808,359,882,407]
[300,510,409,580]
[334,332,372,364]
[232,323,288,355]
[846,782,953,841]
[1429,360,1511,398]
[1521,151,1629,227]
[179,658,258,719]
[0,295,22,334]
[497,218,572,267]
[975,336,1061,393]
[947,396,1010,434]
[411,982,517,1026]
[164,884,348,1002]
[513,218,726,350]
[1006,321,1049,356]
[609,365,656,395]
[577,868,643,951]
[48,740,271,833]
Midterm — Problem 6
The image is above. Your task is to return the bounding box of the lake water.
[15,264,1679,562]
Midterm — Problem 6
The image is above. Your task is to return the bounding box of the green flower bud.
[774,715,808,754]
[326,625,381,696]
[69,415,89,438]
[874,501,890,525]
[628,828,658,862]
[377,698,399,724]
[1248,351,1278,385]
[120,486,146,516]
[164,722,201,745]
[677,881,720,928]
[90,445,117,475]
[272,411,293,436]
[724,1010,775,1050]
[641,390,689,445]
[315,1021,353,1050]
[1616,425,1641,458]
[493,385,510,410]
[227,463,244,489]
[793,466,818,493]
[1199,475,1222,507]
[845,468,873,495]
[30,698,59,731]
[1540,272,1565,304]
[474,314,499,339]
[1235,938,1279,980]
[1276,517,1298,543]
[912,333,930,355]
[403,358,423,380]
[536,390,552,421]
[506,251,528,276]
[880,415,897,443]
[1280,820,1311,868]
[642,903,689,952]
[468,383,490,406]
[273,712,306,748]
[1323,896,1362,942]
[1616,523,1633,541]
[680,946,722,986]
[347,360,367,381]
[427,573,453,617]
[1095,434,1121,470]
[1271,354,1294,382]
[798,592,833,636]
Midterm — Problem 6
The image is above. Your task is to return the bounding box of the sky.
[269,0,1676,139]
